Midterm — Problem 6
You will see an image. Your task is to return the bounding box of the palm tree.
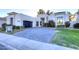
[46,10,50,15]
[46,10,53,27]
[46,10,53,22]
[67,12,72,21]
[37,9,45,15]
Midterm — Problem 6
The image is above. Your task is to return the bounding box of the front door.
[10,17,13,25]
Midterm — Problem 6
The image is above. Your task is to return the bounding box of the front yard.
[52,28,79,49]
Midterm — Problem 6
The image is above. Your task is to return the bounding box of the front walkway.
[14,28,56,43]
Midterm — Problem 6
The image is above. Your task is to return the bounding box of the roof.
[8,12,18,15]
[19,13,37,20]
[0,17,6,21]
[54,12,66,15]
[7,12,37,20]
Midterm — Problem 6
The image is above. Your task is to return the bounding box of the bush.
[2,23,7,31]
[13,26,24,29]
[48,21,55,27]
[65,21,70,27]
[74,23,79,28]
[43,23,49,27]
[57,25,65,27]
[14,26,20,29]
[43,21,55,27]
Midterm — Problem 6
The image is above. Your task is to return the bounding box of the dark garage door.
[23,21,32,28]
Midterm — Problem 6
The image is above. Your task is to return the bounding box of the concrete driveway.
[14,28,56,43]
[0,33,72,50]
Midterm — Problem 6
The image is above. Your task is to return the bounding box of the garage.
[23,21,32,28]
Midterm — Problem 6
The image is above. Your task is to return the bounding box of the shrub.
[57,25,65,27]
[13,26,24,29]
[74,23,79,28]
[2,23,7,31]
[43,23,49,27]
[48,21,55,27]
[65,21,70,27]
[14,26,20,29]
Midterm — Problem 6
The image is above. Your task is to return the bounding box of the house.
[37,14,48,27]
[6,12,41,28]
[0,17,6,28]
[75,10,79,23]
[37,11,70,27]
[70,10,79,27]
[6,11,78,28]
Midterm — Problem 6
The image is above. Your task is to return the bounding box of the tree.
[68,12,72,21]
[37,9,45,15]
[46,10,53,15]
[2,23,7,31]
[46,10,50,15]
[46,10,53,26]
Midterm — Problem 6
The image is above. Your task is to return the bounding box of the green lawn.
[52,28,79,49]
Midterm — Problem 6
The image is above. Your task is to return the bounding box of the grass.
[52,28,79,49]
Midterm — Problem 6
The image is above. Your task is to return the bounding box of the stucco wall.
[6,14,23,26]
[6,13,40,27]
[0,19,6,28]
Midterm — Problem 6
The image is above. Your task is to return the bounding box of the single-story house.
[6,12,41,28]
[37,14,48,27]
[70,10,79,27]
[37,11,70,27]
[5,11,79,28]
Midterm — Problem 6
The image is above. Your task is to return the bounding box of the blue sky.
[0,9,78,17]
[0,0,78,17]
[0,9,36,17]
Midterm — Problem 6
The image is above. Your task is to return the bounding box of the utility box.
[6,25,13,32]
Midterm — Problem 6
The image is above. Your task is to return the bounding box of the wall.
[37,12,70,27]
[6,13,41,27]
[0,19,6,28]
[37,14,48,23]
[6,14,23,26]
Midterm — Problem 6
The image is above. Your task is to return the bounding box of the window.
[10,17,13,25]
[40,21,42,26]
[41,18,45,22]
[36,21,39,27]
[41,17,45,26]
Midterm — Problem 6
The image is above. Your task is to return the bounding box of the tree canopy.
[37,9,45,15]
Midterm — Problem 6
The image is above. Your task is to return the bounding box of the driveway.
[14,28,56,43]
[0,33,72,50]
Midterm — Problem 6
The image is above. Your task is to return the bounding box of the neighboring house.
[37,11,70,27]
[6,12,41,28]
[0,17,6,28]
[6,11,79,28]
[37,14,48,27]
[70,10,79,27]
[75,11,79,23]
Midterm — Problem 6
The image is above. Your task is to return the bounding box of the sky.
[0,0,79,17]
[0,9,78,17]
